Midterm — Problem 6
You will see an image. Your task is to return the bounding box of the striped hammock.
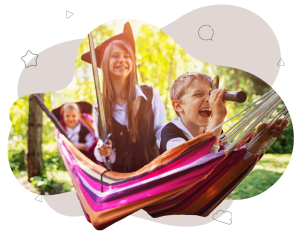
[53,89,290,230]
[55,128,256,230]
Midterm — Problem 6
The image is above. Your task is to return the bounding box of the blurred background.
[8,20,293,199]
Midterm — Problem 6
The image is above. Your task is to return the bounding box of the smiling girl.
[81,22,166,173]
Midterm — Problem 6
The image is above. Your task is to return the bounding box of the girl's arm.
[93,103,100,138]
[151,88,167,147]
[92,102,116,163]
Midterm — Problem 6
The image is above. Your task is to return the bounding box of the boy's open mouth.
[198,109,211,117]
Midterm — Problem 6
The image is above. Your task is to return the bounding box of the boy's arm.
[247,119,288,154]
[160,123,188,153]
[206,88,228,145]
[206,117,224,146]
[166,138,187,151]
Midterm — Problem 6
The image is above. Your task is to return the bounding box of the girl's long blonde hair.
[100,40,139,142]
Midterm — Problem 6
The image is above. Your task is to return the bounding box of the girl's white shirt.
[166,117,254,159]
[93,85,166,163]
[66,123,95,150]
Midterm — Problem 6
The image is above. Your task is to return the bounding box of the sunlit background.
[8,20,293,198]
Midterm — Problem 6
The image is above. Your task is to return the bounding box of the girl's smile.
[109,45,132,80]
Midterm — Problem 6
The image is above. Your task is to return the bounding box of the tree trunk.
[27,93,44,181]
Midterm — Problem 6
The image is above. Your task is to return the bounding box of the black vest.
[110,85,159,173]
[78,124,90,155]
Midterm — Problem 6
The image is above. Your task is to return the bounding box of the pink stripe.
[146,149,247,216]
[79,154,225,212]
[57,131,225,215]
[68,137,219,195]
[58,134,225,212]
[104,138,217,191]
[83,113,94,122]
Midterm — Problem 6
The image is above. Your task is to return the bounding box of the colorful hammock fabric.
[55,128,257,230]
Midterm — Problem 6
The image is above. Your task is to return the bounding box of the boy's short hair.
[170,72,213,116]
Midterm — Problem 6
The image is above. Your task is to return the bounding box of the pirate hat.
[81,22,135,68]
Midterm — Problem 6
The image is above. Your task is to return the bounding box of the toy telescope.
[209,90,247,103]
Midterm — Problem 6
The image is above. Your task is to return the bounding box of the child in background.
[160,72,287,156]
[61,103,95,153]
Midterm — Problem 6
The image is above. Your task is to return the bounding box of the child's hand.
[209,88,228,120]
[254,119,288,142]
[98,139,112,157]
[247,119,288,154]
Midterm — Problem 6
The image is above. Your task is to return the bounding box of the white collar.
[171,117,194,139]
[135,85,148,100]
[94,85,147,108]
[66,123,81,135]
[171,117,207,139]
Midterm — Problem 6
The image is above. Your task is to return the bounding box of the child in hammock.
[61,103,96,153]
[160,72,287,156]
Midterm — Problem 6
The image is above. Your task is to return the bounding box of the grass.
[226,153,291,200]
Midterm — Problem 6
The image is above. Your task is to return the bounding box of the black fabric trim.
[160,122,189,154]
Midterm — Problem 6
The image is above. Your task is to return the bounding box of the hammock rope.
[225,98,283,153]
[209,90,289,155]
[257,115,291,155]
[246,105,288,150]
[217,91,278,145]
[214,89,276,138]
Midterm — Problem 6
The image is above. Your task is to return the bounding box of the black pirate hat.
[51,101,93,121]
[81,22,135,68]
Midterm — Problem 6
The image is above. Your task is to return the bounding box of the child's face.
[109,45,133,81]
[179,79,213,127]
[63,109,80,129]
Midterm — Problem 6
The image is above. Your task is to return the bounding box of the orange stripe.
[60,132,214,180]
[174,154,257,215]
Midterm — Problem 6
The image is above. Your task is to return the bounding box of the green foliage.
[8,139,27,175]
[30,170,68,195]
[9,96,29,140]
[43,151,66,171]
[266,122,294,154]
[9,150,26,172]
[30,149,72,194]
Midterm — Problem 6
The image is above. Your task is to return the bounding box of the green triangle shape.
[66,10,74,19]
[277,59,286,66]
